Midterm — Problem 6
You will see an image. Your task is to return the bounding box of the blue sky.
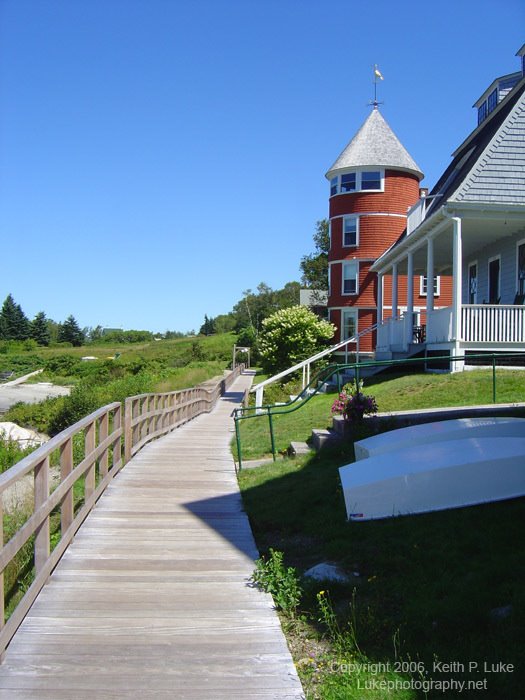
[1,0,524,333]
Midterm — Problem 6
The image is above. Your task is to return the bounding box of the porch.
[376,303,525,358]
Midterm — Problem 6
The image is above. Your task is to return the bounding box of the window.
[488,257,500,304]
[361,171,381,190]
[487,88,498,114]
[342,216,358,246]
[342,309,357,341]
[478,101,487,124]
[419,275,440,296]
[340,173,356,192]
[329,170,384,195]
[343,261,359,295]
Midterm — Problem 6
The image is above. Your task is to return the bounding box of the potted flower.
[331,380,378,431]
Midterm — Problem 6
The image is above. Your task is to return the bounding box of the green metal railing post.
[234,411,243,471]
[492,355,497,403]
[268,408,277,461]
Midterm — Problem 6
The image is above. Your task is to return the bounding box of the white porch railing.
[461,304,525,343]
[376,315,414,352]
[427,307,453,344]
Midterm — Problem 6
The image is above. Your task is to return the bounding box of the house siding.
[463,230,525,304]
[452,92,525,204]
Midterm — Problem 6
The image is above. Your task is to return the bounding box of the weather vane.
[370,64,384,109]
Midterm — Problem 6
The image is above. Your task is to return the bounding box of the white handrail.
[252,323,378,407]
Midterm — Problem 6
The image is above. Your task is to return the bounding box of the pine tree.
[30,311,51,346]
[0,294,30,340]
[58,315,85,347]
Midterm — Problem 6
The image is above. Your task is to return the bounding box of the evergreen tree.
[199,314,215,336]
[58,315,85,347]
[30,311,51,346]
[0,294,31,340]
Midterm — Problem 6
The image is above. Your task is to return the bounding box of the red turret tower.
[326,106,424,354]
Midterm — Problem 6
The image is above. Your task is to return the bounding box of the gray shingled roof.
[326,108,424,180]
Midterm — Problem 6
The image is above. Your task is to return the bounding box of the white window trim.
[342,215,359,247]
[342,260,359,296]
[341,309,358,342]
[419,275,441,297]
[488,255,501,304]
[329,168,385,196]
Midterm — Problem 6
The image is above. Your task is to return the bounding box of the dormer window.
[329,169,384,196]
[478,101,488,125]
[487,88,498,114]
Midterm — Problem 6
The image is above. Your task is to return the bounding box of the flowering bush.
[331,381,378,424]
[258,305,335,375]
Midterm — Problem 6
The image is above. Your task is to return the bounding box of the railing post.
[268,409,276,462]
[124,398,132,463]
[60,437,74,535]
[34,456,50,574]
[99,411,109,478]
[492,355,497,403]
[84,420,96,501]
[113,403,122,468]
[234,412,243,471]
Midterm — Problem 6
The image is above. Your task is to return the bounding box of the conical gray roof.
[326,108,424,180]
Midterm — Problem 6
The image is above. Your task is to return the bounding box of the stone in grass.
[303,562,352,584]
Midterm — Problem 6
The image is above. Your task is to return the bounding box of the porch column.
[452,217,462,341]
[426,238,434,315]
[392,263,398,318]
[406,251,414,347]
[377,273,383,324]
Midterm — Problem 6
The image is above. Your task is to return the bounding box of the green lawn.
[236,368,525,696]
[235,369,525,460]
[238,445,525,699]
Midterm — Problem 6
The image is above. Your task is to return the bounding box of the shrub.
[258,305,335,375]
[48,386,100,435]
[251,548,302,616]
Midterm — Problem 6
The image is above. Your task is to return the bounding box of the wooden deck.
[0,373,304,699]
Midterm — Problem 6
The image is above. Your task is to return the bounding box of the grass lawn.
[235,369,525,460]
[238,443,525,699]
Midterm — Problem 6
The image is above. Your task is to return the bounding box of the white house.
[372,44,525,367]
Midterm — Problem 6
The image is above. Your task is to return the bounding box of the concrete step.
[310,428,342,451]
[288,441,313,457]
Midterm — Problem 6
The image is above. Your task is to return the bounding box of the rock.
[0,422,47,448]
[303,562,350,583]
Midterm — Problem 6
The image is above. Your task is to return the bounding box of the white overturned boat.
[354,417,525,460]
[340,419,525,521]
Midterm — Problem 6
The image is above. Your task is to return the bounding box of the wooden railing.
[123,366,243,460]
[0,402,123,658]
[0,365,244,659]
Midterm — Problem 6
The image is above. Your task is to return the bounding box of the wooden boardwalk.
[0,373,304,700]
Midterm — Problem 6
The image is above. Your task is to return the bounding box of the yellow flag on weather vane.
[374,65,384,80]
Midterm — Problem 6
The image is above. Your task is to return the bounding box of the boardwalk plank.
[0,376,304,699]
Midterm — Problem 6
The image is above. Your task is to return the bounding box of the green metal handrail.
[232,351,524,470]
